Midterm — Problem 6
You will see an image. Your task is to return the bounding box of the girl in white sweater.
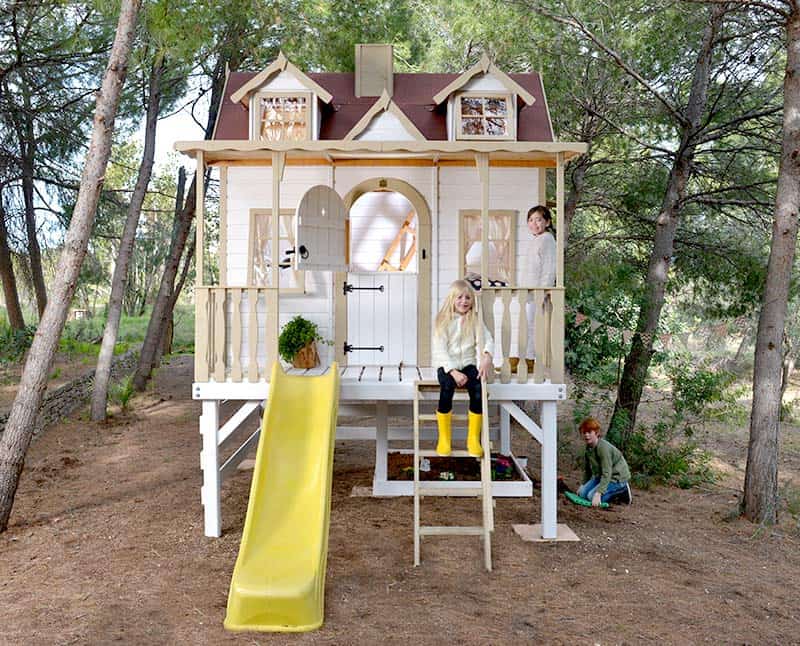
[432,280,494,457]
[522,205,556,367]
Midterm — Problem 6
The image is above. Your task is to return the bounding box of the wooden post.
[200,399,220,537]
[540,400,558,539]
[374,400,388,493]
[196,151,205,287]
[219,165,228,285]
[556,152,565,289]
[268,152,285,371]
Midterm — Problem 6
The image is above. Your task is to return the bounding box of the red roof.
[214,71,554,142]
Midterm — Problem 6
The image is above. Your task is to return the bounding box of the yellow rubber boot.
[467,411,483,458]
[435,411,452,457]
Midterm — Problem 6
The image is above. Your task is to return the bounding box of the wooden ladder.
[412,380,494,571]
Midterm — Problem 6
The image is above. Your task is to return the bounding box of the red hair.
[578,417,603,437]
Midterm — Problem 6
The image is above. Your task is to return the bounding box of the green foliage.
[666,357,737,433]
[278,316,326,363]
[0,323,35,363]
[110,374,136,411]
[625,422,715,490]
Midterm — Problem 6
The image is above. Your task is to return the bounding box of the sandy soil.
[1,355,798,645]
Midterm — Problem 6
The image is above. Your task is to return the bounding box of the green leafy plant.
[0,323,35,363]
[278,316,328,363]
[110,374,136,411]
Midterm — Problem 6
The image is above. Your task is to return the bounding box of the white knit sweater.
[520,231,556,287]
[432,316,495,372]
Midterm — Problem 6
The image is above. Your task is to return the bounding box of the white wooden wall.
[226,165,333,367]
[222,164,539,370]
[355,111,419,141]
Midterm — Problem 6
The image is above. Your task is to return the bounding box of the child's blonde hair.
[434,279,480,341]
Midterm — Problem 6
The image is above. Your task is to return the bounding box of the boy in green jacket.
[577,417,632,506]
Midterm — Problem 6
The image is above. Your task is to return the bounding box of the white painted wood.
[500,405,511,454]
[192,375,566,401]
[374,400,388,489]
[295,184,347,271]
[217,400,261,446]
[345,272,417,365]
[220,428,260,480]
[200,400,221,537]
[540,400,558,539]
[355,110,420,141]
[501,401,543,444]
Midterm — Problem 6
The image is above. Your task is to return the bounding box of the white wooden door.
[294,185,347,271]
[345,272,417,365]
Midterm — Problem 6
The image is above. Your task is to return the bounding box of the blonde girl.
[431,280,494,457]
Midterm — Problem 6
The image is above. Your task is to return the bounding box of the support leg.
[373,400,388,493]
[500,404,511,454]
[200,400,221,537]
[540,401,557,539]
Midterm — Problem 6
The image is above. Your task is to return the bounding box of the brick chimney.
[355,44,394,98]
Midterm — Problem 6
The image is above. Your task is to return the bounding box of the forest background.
[0,0,798,532]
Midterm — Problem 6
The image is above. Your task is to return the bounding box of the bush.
[110,374,136,411]
[278,316,327,363]
[625,422,715,489]
[0,323,35,363]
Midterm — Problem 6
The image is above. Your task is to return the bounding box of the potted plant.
[278,316,327,368]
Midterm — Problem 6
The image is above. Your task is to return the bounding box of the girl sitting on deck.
[432,280,494,458]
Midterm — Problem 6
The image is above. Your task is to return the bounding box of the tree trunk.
[133,54,231,390]
[152,235,195,370]
[19,94,47,319]
[133,172,195,390]
[91,52,164,421]
[562,153,589,252]
[743,5,800,524]
[607,4,724,445]
[0,201,25,330]
[0,0,140,533]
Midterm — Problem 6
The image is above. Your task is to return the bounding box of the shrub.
[110,374,135,411]
[0,323,35,363]
[625,422,715,489]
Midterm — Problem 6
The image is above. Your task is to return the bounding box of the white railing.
[194,287,279,382]
[194,285,565,385]
[480,287,565,384]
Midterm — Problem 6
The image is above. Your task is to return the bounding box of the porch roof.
[174,139,588,166]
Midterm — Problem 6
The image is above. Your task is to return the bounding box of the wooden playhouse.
[176,45,586,540]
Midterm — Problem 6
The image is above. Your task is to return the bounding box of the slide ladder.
[412,380,494,571]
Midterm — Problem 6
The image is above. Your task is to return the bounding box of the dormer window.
[457,92,514,140]
[254,92,310,142]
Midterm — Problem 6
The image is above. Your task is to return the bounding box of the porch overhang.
[174,139,588,166]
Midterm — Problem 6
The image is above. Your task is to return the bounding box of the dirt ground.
[1,355,799,645]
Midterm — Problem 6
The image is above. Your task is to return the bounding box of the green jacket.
[584,438,631,494]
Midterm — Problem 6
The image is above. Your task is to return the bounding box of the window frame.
[457,209,518,285]
[251,91,313,142]
[248,207,306,293]
[455,91,516,141]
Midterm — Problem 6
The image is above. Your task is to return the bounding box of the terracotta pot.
[292,341,320,369]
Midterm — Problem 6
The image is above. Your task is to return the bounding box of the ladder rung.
[417,449,479,458]
[416,484,484,497]
[419,526,485,536]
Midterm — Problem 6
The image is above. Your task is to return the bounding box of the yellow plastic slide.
[224,362,340,633]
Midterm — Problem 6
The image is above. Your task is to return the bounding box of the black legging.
[437,364,482,414]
